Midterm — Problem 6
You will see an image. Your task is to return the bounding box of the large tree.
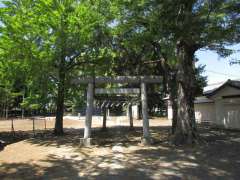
[0,0,111,135]
[112,0,239,144]
[158,0,239,144]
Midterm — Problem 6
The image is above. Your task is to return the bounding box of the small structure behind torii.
[73,76,162,146]
[94,88,141,130]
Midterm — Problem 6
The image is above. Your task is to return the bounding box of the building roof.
[204,79,240,97]
[164,80,240,104]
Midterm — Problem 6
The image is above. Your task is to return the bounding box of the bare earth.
[0,117,240,180]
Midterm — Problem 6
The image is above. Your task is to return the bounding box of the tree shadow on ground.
[1,125,240,179]
[23,126,170,148]
[0,131,32,147]
[0,153,157,180]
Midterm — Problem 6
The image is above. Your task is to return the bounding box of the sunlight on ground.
[0,118,240,179]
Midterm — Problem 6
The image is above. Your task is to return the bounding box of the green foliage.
[21,94,41,110]
[194,60,208,96]
[0,0,239,118]
[0,0,113,117]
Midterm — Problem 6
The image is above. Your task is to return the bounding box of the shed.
[167,80,240,129]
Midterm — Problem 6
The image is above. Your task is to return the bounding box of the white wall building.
[167,80,240,129]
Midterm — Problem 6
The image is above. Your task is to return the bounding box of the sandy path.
[0,116,170,132]
[0,118,240,179]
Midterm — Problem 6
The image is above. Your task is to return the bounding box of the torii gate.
[73,76,162,146]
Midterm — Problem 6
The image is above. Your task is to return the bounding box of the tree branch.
[206,0,214,23]
[143,59,163,64]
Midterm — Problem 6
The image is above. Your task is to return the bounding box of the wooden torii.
[73,76,162,146]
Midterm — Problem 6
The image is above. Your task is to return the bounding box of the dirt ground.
[0,116,170,132]
[0,117,240,180]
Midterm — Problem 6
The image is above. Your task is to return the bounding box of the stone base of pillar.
[80,138,92,147]
[129,126,134,131]
[101,127,107,131]
[141,137,153,145]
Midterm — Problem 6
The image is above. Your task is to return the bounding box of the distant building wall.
[167,101,173,120]
[194,103,215,123]
[167,81,240,129]
[215,98,240,129]
[132,105,140,119]
[167,95,240,129]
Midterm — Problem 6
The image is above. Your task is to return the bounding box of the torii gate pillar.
[141,82,152,145]
[127,104,134,129]
[80,82,94,146]
[102,108,107,130]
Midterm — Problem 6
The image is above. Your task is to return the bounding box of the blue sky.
[196,44,240,90]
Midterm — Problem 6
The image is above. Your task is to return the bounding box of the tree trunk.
[54,69,65,135]
[172,41,199,145]
[5,98,8,120]
[22,92,25,119]
[168,73,178,134]
[160,57,178,134]
[5,106,8,119]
